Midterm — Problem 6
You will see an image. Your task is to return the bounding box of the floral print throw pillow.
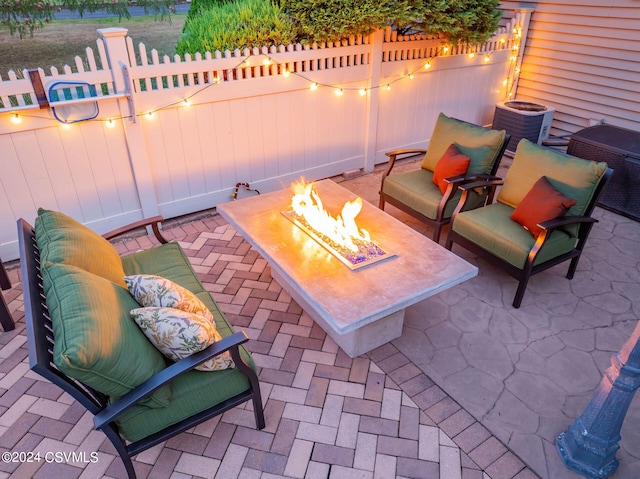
[130,307,233,371]
[124,274,215,325]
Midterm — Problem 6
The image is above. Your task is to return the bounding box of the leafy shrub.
[280,0,413,44]
[404,0,502,45]
[186,0,235,20]
[176,0,297,55]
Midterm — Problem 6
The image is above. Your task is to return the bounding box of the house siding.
[499,0,640,138]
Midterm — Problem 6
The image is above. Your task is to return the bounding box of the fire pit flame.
[284,179,395,270]
[291,179,369,253]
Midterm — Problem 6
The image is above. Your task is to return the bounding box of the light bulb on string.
[359,88,367,96]
[334,88,344,96]
[11,113,21,124]
[310,82,318,91]
[106,118,115,128]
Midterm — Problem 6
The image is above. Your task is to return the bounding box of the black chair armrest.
[528,216,598,264]
[102,216,168,244]
[538,215,597,232]
[93,331,249,429]
[450,177,504,221]
[457,177,503,191]
[384,148,427,158]
[443,173,500,185]
[381,149,427,179]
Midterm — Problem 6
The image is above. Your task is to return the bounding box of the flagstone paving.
[0,161,638,479]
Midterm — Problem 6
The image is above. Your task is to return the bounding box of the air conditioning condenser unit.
[492,100,555,152]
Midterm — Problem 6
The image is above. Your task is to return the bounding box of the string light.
[5,32,518,127]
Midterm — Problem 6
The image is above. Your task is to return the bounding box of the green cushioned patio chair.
[19,215,265,479]
[445,139,613,308]
[379,112,510,243]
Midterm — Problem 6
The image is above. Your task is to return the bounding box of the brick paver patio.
[1,161,638,479]
[0,208,537,479]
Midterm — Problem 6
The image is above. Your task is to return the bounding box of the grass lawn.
[0,14,187,77]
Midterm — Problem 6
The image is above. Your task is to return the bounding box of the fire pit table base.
[217,179,477,358]
[271,268,404,358]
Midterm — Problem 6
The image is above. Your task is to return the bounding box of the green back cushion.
[422,112,506,175]
[35,209,127,287]
[498,139,608,217]
[42,262,171,408]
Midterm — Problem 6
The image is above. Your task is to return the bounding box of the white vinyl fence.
[0,11,531,261]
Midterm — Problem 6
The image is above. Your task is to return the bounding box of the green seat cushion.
[115,361,254,442]
[382,169,486,220]
[119,242,257,442]
[422,113,506,175]
[122,242,251,354]
[498,139,608,218]
[35,209,127,288]
[42,262,172,408]
[122,242,206,294]
[452,202,576,269]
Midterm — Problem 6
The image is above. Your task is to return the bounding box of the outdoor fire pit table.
[217,179,478,358]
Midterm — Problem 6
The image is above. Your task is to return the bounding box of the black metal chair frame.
[0,260,15,331]
[379,133,510,244]
[18,216,265,479]
[445,168,613,308]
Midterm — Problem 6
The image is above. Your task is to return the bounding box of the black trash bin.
[567,124,640,221]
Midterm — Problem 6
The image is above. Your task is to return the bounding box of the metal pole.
[556,320,640,478]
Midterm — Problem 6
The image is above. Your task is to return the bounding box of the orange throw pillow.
[510,176,577,237]
[432,144,471,194]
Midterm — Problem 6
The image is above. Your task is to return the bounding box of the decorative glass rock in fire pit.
[282,179,395,270]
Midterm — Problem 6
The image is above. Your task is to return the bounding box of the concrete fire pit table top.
[217,179,478,357]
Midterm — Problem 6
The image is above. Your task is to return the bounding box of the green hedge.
[177,0,502,56]
[279,0,414,44]
[176,0,297,55]
[410,0,502,45]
